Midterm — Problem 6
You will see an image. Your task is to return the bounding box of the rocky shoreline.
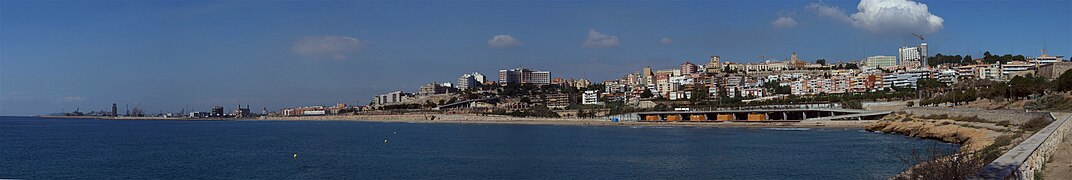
[866,120,997,152]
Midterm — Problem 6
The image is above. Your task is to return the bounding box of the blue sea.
[0,116,956,179]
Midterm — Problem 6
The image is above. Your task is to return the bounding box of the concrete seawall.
[976,113,1071,180]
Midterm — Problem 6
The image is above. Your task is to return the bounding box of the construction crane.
[911,33,925,41]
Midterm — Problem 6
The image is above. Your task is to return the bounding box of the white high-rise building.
[899,43,928,69]
[457,72,486,89]
[920,43,928,61]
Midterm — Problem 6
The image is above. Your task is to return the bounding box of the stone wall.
[903,107,1050,125]
[977,113,1071,180]
[1038,62,1072,79]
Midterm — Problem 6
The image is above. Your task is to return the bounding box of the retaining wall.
[976,113,1071,180]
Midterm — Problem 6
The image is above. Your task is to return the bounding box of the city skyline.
[3,0,1071,115]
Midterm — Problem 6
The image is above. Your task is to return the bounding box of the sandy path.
[1044,113,1072,179]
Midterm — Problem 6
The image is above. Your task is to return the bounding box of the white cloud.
[292,36,364,59]
[807,0,944,34]
[488,35,523,48]
[852,0,944,34]
[806,3,852,23]
[771,16,798,28]
[59,96,86,102]
[582,29,620,48]
[659,37,673,45]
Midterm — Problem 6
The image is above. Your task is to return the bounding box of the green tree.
[690,88,708,102]
[983,81,1008,101]
[983,51,994,63]
[640,89,654,98]
[916,78,946,98]
[844,63,859,69]
[1008,75,1048,99]
[841,100,863,109]
[762,81,791,95]
[927,53,943,67]
[1055,69,1072,92]
[715,86,728,100]
[816,59,827,65]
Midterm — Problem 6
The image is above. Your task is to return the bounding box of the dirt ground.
[863,99,1028,112]
[863,100,911,111]
[1044,113,1072,179]
[942,99,1028,110]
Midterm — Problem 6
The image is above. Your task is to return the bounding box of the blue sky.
[2,0,1070,115]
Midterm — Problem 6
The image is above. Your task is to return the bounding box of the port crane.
[912,33,925,41]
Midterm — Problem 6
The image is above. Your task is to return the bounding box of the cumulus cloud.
[771,16,798,28]
[659,37,673,45]
[488,35,523,48]
[292,36,364,59]
[581,29,620,48]
[808,0,944,34]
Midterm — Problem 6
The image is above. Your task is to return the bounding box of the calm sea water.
[0,116,956,179]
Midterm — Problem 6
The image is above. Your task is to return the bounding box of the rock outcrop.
[866,113,998,152]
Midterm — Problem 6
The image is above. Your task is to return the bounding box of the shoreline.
[34,115,875,128]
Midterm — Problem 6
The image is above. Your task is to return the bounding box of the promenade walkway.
[1044,112,1072,179]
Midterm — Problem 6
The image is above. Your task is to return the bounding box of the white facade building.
[882,71,929,89]
[899,43,928,69]
[372,91,412,105]
[498,67,551,85]
[457,72,486,89]
[582,90,600,105]
[865,55,898,68]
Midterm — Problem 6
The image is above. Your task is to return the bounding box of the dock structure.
[634,109,890,122]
